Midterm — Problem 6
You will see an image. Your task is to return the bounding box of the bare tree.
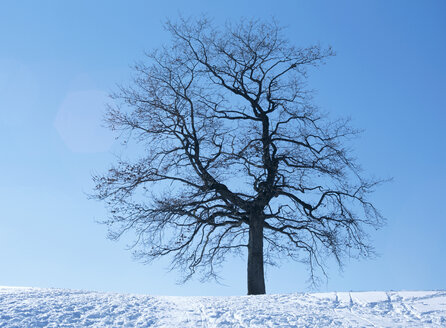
[92,17,384,295]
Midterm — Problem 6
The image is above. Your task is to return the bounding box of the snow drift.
[0,286,445,327]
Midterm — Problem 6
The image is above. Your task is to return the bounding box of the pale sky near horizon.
[1,0,445,296]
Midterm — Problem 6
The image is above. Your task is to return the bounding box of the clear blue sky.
[1,0,445,296]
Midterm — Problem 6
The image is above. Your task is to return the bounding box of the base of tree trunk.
[247,215,266,295]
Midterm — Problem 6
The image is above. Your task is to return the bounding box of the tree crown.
[92,17,384,285]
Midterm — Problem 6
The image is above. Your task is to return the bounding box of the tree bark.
[247,212,266,295]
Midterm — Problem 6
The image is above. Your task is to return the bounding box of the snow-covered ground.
[0,287,445,327]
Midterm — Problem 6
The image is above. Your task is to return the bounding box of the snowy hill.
[0,287,445,327]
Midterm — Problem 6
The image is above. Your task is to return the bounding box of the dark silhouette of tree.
[92,17,384,295]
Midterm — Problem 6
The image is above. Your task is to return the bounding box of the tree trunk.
[247,213,266,295]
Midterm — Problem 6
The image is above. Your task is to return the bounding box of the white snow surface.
[0,287,445,327]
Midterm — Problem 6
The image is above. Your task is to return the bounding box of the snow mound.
[0,287,445,327]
